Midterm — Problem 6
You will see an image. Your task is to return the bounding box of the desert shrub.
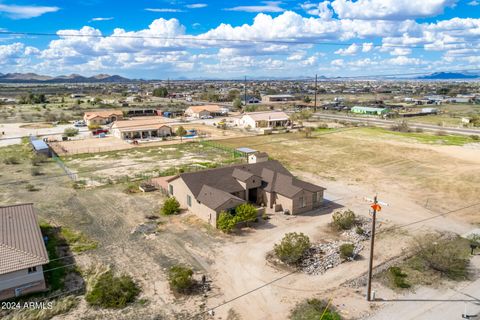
[168,265,195,293]
[86,271,140,308]
[290,299,341,320]
[317,122,329,129]
[124,182,140,194]
[413,233,470,280]
[31,167,43,176]
[332,210,356,230]
[355,226,364,235]
[31,154,47,166]
[64,127,79,137]
[387,266,410,289]
[235,203,257,225]
[161,197,180,215]
[470,135,479,141]
[26,183,39,191]
[217,211,236,233]
[415,127,424,133]
[3,155,20,164]
[339,243,355,260]
[435,130,447,136]
[274,232,311,265]
[390,121,411,132]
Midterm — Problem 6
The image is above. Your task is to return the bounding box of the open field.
[1,126,480,320]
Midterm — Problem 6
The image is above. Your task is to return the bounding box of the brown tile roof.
[170,160,325,210]
[111,118,171,132]
[84,110,123,120]
[186,105,222,113]
[197,185,245,210]
[0,204,49,275]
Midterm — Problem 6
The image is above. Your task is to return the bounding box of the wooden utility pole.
[314,74,318,112]
[244,76,247,108]
[364,194,388,301]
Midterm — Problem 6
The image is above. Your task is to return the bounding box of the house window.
[169,185,173,195]
[299,196,306,208]
[187,195,192,207]
[28,266,37,274]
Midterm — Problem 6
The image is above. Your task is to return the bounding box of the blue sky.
[0,0,479,79]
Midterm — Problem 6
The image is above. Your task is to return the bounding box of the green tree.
[332,210,356,230]
[228,89,240,101]
[235,203,257,225]
[64,128,79,137]
[153,87,169,97]
[303,96,312,103]
[233,98,242,110]
[217,211,236,233]
[274,232,311,265]
[161,197,180,215]
[168,265,195,293]
[176,126,187,138]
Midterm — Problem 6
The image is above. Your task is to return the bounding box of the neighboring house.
[111,119,172,140]
[262,94,297,103]
[184,105,225,118]
[166,155,325,227]
[242,95,261,104]
[0,204,49,301]
[83,110,124,126]
[350,106,390,115]
[236,111,290,129]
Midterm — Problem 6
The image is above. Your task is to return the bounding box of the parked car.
[200,115,213,119]
[92,129,109,136]
[74,120,87,127]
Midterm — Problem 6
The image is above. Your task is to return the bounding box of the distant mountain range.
[0,73,132,83]
[416,72,480,80]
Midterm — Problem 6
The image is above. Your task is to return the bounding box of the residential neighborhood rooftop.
[0,203,49,275]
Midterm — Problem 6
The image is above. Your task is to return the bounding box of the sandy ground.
[0,122,88,146]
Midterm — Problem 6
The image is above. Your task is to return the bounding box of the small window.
[169,185,173,195]
[187,195,192,207]
[28,266,37,274]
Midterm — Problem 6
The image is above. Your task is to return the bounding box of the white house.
[236,111,290,129]
[0,204,49,300]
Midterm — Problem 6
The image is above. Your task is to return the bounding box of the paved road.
[368,255,480,320]
[313,113,480,136]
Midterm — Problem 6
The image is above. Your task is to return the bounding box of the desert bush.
[413,233,470,280]
[86,270,140,308]
[31,154,47,166]
[390,121,411,132]
[161,197,180,215]
[274,232,311,265]
[124,182,140,194]
[415,127,424,133]
[64,127,79,137]
[290,298,341,320]
[332,210,356,230]
[3,155,20,164]
[355,226,365,235]
[387,266,410,289]
[470,135,479,141]
[217,211,236,233]
[339,243,355,260]
[235,203,258,225]
[168,265,195,293]
[435,130,447,136]
[31,167,43,176]
[317,122,329,129]
[26,183,39,192]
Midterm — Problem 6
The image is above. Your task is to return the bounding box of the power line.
[2,30,478,50]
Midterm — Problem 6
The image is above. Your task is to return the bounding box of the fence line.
[199,140,244,158]
[52,154,77,181]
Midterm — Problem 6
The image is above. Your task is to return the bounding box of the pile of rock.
[342,216,371,242]
[299,241,364,275]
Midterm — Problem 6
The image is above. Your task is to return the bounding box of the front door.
[248,188,258,204]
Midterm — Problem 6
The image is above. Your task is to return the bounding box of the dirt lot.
[1,127,479,319]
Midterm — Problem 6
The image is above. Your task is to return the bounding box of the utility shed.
[351,106,389,115]
[30,138,51,157]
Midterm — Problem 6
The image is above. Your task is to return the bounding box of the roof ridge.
[0,203,34,209]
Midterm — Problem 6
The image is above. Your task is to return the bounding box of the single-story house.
[111,118,172,140]
[184,105,225,118]
[351,106,390,115]
[166,155,325,227]
[262,94,297,103]
[83,110,124,126]
[236,111,290,129]
[0,203,49,301]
